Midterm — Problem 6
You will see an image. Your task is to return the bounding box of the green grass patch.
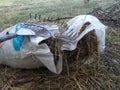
[0,0,116,31]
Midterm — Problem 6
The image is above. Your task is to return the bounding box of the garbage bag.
[0,15,107,74]
[0,23,62,74]
[61,15,108,52]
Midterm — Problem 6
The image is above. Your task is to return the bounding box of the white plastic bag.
[61,15,108,52]
[0,23,62,74]
[0,15,107,74]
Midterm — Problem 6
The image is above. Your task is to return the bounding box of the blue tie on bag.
[13,23,27,51]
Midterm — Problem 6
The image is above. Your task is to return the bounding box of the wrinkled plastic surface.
[62,15,107,52]
[0,15,107,74]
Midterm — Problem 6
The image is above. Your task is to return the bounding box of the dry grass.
[0,23,120,90]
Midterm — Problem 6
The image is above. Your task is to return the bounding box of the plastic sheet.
[0,15,107,74]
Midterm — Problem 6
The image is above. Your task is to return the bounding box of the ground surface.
[0,0,120,90]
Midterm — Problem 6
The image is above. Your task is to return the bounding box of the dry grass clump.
[63,30,98,62]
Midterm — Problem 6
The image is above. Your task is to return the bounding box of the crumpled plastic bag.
[0,15,107,74]
[62,15,108,52]
[0,23,62,74]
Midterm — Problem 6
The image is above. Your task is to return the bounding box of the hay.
[45,21,99,66]
[63,30,99,65]
[1,20,119,90]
